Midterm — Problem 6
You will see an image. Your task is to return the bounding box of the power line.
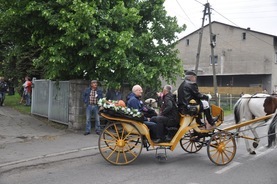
[212,8,274,46]
[214,2,277,9]
[223,10,277,14]
[169,0,277,40]
[193,0,205,6]
[175,0,198,29]
[201,32,273,61]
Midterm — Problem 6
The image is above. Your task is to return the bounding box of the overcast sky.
[164,0,277,39]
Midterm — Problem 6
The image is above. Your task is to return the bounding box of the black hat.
[185,70,197,76]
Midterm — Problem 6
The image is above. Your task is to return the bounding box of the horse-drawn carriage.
[97,97,276,166]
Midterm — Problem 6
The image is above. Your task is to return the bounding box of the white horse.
[234,93,272,154]
[145,98,158,108]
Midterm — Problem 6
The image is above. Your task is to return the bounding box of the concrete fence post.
[68,80,89,130]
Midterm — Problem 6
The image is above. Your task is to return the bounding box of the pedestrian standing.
[82,80,103,135]
[22,76,32,106]
[0,77,8,106]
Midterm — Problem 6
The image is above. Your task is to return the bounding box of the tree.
[0,0,43,83]
[0,0,185,90]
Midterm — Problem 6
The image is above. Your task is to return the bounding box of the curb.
[0,145,99,174]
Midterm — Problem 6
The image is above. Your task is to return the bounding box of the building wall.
[173,22,277,93]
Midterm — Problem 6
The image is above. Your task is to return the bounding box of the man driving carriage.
[177,70,218,129]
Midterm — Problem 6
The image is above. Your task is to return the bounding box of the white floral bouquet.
[98,98,143,119]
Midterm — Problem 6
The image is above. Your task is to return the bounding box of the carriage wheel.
[207,131,236,166]
[180,129,205,153]
[98,122,143,165]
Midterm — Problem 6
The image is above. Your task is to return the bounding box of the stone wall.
[67,80,132,130]
[68,80,89,130]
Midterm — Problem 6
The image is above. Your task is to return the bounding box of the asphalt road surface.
[1,121,276,184]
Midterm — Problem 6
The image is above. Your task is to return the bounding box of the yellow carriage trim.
[100,113,148,134]
[223,114,273,131]
[211,104,224,122]
[100,113,153,144]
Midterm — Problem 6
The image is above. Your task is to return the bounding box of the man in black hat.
[177,70,217,129]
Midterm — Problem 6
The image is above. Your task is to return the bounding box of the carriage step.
[156,153,167,161]
[155,147,168,161]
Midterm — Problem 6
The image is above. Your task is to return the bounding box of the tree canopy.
[0,0,185,89]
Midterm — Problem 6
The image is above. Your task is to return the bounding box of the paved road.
[1,107,276,184]
[0,107,100,171]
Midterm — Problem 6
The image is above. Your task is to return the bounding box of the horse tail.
[267,113,277,148]
[234,98,242,124]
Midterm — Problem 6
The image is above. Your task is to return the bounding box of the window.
[210,55,218,65]
[275,52,277,63]
[242,32,246,40]
[186,39,189,46]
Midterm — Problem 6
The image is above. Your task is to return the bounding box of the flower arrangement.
[98,98,143,118]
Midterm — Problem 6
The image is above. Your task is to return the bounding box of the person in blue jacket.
[82,80,103,135]
[126,85,158,140]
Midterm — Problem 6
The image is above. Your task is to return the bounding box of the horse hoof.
[250,151,256,155]
[253,142,259,148]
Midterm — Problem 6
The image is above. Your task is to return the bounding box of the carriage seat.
[179,99,201,116]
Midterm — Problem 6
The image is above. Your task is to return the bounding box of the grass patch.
[4,93,31,114]
[223,109,233,116]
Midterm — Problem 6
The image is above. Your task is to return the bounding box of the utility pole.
[195,3,218,105]
[195,3,208,75]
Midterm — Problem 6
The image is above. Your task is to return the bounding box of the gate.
[31,79,70,125]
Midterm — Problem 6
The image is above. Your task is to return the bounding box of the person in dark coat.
[177,70,217,129]
[150,85,180,143]
[0,77,8,106]
[106,87,122,101]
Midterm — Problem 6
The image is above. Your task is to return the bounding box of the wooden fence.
[199,86,263,95]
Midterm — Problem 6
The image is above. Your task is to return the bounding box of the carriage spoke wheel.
[98,122,142,165]
[207,131,236,166]
[180,129,205,153]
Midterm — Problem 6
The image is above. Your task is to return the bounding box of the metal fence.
[31,79,70,125]
[214,94,241,111]
[30,79,241,125]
